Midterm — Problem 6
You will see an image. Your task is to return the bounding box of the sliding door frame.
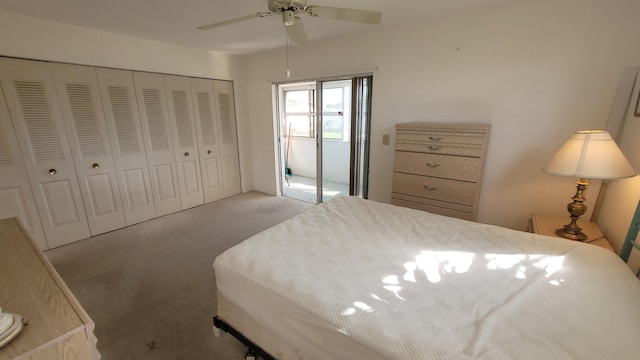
[274,72,373,203]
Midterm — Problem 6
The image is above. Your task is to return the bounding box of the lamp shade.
[543,130,636,179]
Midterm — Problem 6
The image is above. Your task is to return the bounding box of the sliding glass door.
[276,75,372,204]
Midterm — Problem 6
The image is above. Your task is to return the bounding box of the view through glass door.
[276,75,372,204]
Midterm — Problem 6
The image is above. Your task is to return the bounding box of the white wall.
[0,10,253,193]
[245,0,640,231]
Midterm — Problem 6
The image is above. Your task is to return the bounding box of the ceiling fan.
[198,0,383,45]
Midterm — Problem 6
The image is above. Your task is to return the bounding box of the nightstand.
[530,213,614,251]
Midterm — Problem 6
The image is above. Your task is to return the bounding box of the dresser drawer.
[395,123,489,156]
[394,151,480,182]
[392,172,477,206]
[395,139,484,157]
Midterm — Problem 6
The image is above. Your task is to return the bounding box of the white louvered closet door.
[0,58,90,247]
[164,75,204,209]
[96,68,156,225]
[213,80,242,197]
[0,84,48,250]
[190,78,224,203]
[51,63,126,236]
[132,72,182,216]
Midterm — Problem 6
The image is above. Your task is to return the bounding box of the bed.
[213,196,640,359]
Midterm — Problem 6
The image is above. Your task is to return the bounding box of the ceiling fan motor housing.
[269,0,308,14]
[282,11,296,26]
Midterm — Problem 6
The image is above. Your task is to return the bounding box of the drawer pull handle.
[425,162,440,168]
[428,146,441,151]
[184,152,190,157]
[423,185,438,191]
[92,163,99,169]
[429,136,442,141]
[207,150,212,154]
[48,169,57,175]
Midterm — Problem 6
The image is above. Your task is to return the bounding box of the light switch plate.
[382,134,390,145]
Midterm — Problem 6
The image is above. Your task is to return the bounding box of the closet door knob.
[184,152,190,157]
[92,163,99,169]
[48,169,57,175]
[207,150,212,154]
[425,162,440,168]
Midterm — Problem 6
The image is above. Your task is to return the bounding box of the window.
[322,87,346,140]
[284,89,315,138]
[280,81,351,141]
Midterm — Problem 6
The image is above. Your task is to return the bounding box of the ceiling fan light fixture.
[282,10,296,26]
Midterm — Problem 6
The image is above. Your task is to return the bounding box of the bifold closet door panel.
[132,71,182,216]
[212,80,241,197]
[95,68,156,225]
[164,75,204,209]
[51,63,126,236]
[190,78,224,203]
[0,85,48,250]
[0,58,90,247]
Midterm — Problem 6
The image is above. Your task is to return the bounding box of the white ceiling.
[0,0,521,54]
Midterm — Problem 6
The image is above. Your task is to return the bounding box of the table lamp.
[543,130,636,241]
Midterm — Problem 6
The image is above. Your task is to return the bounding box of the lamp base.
[555,227,587,241]
[556,179,589,242]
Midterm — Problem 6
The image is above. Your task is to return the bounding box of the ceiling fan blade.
[287,17,308,46]
[198,12,274,30]
[305,6,382,25]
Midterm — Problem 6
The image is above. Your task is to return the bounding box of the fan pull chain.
[285,26,291,78]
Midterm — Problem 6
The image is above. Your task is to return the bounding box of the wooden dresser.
[392,122,490,221]
[0,218,100,360]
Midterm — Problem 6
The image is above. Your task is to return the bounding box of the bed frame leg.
[212,316,275,360]
[245,348,257,360]
[212,325,222,338]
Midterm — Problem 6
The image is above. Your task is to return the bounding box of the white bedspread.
[214,197,640,359]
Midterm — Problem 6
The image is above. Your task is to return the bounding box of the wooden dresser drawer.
[392,172,476,206]
[394,151,480,182]
[395,139,484,157]
[395,123,489,157]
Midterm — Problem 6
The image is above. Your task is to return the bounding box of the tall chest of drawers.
[391,122,490,221]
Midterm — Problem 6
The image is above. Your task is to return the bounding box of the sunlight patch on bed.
[375,251,566,302]
[341,301,374,316]
[410,250,476,283]
[383,285,404,300]
[484,253,565,279]
[370,293,389,304]
[354,301,373,312]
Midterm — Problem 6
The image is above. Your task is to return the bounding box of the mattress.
[214,196,640,359]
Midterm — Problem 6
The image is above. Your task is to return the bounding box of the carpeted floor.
[45,192,313,360]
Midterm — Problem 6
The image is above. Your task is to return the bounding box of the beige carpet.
[45,192,313,360]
